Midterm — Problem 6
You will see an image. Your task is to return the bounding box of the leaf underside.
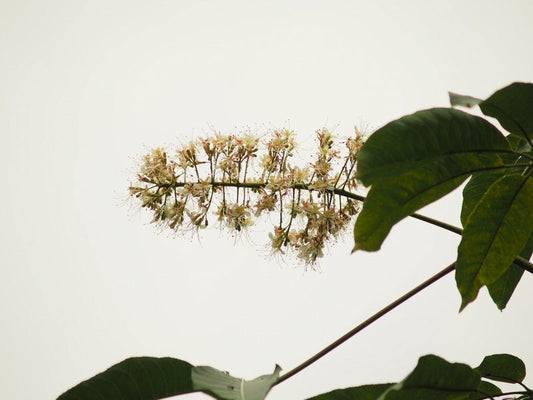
[449,92,482,108]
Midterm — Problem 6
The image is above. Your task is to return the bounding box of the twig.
[275,263,456,384]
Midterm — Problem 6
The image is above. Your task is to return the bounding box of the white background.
[2,1,533,399]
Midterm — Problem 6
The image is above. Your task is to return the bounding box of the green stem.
[333,188,464,235]
[274,263,456,385]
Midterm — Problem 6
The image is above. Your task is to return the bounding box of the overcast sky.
[2,1,533,399]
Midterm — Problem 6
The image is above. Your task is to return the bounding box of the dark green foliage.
[307,354,528,400]
[384,355,481,400]
[456,174,533,310]
[479,82,533,142]
[354,108,510,251]
[355,82,533,311]
[460,137,533,310]
[57,357,195,400]
[476,353,527,383]
[487,231,533,310]
[306,383,393,400]
[465,380,502,400]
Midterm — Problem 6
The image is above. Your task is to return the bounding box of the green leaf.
[57,357,195,400]
[306,383,394,400]
[379,355,481,400]
[460,144,533,310]
[475,354,526,384]
[353,108,510,251]
[486,263,524,312]
[487,231,533,310]
[353,174,468,251]
[456,174,533,310]
[506,132,533,153]
[460,144,523,227]
[465,380,502,400]
[479,82,533,142]
[356,108,509,186]
[58,359,281,400]
[461,171,505,227]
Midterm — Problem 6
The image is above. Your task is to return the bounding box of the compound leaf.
[354,108,510,251]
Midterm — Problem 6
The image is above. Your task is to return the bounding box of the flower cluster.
[129,127,366,267]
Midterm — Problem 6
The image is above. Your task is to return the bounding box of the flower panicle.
[129,126,368,266]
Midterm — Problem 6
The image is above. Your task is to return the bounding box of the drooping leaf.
[353,108,510,251]
[191,364,281,400]
[479,82,533,142]
[456,174,533,310]
[465,380,502,400]
[306,383,394,400]
[487,231,533,310]
[57,357,195,400]
[377,355,481,400]
[475,354,526,384]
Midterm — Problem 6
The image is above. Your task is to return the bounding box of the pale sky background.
[2,1,533,399]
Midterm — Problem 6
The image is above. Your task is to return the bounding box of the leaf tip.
[459,295,473,313]
[459,294,476,312]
